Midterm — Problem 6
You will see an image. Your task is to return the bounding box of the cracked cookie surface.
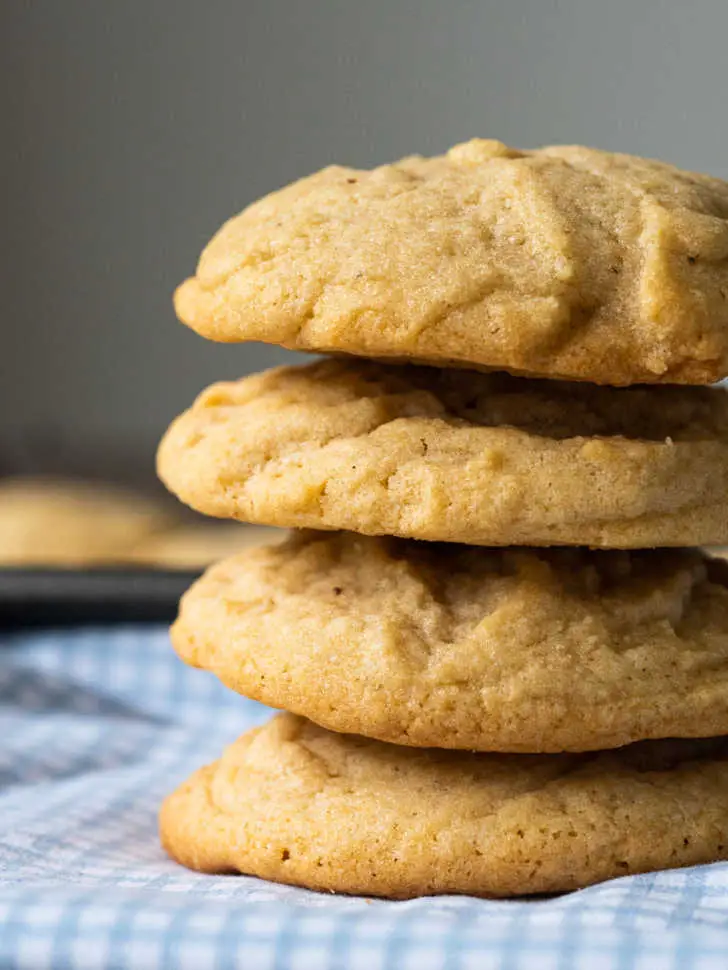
[175,138,728,386]
[157,358,728,548]
[172,532,728,752]
[160,713,728,897]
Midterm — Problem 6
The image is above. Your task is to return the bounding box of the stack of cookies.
[158,139,728,898]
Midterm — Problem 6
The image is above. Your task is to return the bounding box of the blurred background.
[4,0,728,489]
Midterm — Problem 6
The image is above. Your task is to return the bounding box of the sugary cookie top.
[176,139,728,384]
[193,358,728,442]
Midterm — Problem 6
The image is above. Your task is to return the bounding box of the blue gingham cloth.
[2,628,728,969]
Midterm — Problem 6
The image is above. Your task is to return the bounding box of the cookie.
[0,477,173,567]
[172,532,728,752]
[174,138,728,386]
[160,713,728,898]
[129,523,283,569]
[157,359,728,548]
[707,547,728,562]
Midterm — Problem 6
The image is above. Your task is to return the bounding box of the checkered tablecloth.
[2,627,728,969]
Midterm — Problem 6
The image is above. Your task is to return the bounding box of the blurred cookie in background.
[0,477,175,567]
[707,548,728,562]
[130,523,284,570]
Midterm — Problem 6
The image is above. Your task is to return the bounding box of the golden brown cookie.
[175,139,728,386]
[0,477,173,567]
[172,532,728,752]
[160,713,728,898]
[157,359,728,548]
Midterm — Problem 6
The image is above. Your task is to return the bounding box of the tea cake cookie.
[172,532,728,752]
[175,139,728,385]
[0,477,173,567]
[157,359,728,548]
[160,713,728,898]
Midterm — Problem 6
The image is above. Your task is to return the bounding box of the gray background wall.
[3,0,728,482]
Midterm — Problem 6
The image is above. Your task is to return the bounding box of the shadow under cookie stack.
[158,139,728,899]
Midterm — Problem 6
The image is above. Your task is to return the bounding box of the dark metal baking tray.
[0,568,199,629]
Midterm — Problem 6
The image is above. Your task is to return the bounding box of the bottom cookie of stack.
[161,713,728,899]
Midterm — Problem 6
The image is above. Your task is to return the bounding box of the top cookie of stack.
[160,138,728,549]
[174,138,728,386]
